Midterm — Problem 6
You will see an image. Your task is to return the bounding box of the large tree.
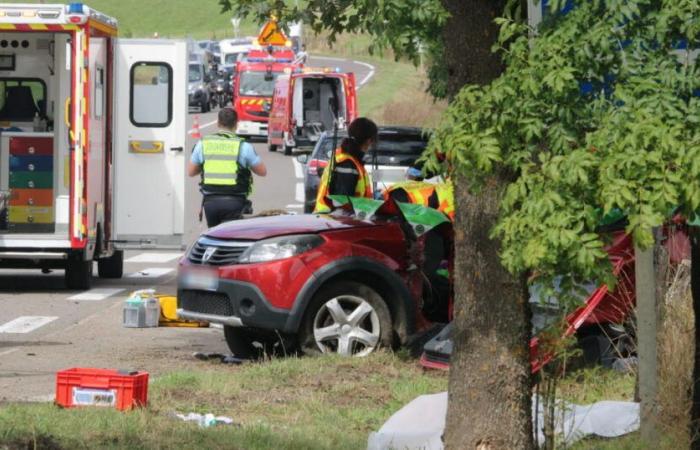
[219,1,534,448]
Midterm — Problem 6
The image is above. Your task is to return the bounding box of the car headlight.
[238,234,323,263]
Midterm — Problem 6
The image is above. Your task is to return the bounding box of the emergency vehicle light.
[38,10,61,19]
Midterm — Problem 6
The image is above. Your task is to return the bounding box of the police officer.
[187,108,267,227]
[314,117,377,213]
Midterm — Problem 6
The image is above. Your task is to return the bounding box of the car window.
[188,64,202,82]
[313,132,428,167]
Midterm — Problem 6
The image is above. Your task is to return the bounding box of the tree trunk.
[689,228,700,449]
[444,175,534,449]
[440,0,507,97]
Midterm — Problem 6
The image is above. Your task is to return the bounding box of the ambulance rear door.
[113,39,187,248]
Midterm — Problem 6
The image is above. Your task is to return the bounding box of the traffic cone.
[191,115,202,140]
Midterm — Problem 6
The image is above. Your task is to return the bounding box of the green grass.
[13,0,260,39]
[0,352,447,449]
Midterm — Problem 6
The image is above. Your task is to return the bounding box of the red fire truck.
[232,20,301,139]
[267,68,357,155]
[0,3,188,289]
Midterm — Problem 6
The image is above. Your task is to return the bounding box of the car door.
[113,39,187,248]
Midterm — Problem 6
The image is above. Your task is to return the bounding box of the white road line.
[0,348,19,357]
[293,158,303,179]
[187,119,218,135]
[67,288,125,302]
[125,252,183,264]
[295,183,305,203]
[127,268,174,278]
[0,316,58,334]
[286,204,303,209]
[353,60,376,87]
[312,56,347,62]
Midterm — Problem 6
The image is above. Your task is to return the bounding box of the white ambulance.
[0,3,187,289]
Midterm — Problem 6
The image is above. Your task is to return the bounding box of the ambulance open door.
[113,39,187,248]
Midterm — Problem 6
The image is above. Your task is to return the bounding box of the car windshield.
[198,42,208,49]
[212,43,221,53]
[225,53,244,64]
[188,65,202,82]
[314,131,429,166]
[238,70,280,97]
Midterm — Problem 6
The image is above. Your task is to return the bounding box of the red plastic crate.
[55,368,149,411]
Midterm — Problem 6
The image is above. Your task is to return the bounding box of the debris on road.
[367,392,639,449]
[193,352,244,365]
[172,412,237,428]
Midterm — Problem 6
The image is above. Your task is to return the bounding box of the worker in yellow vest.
[188,108,267,227]
[314,117,377,213]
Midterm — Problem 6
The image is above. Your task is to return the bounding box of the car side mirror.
[296,154,308,164]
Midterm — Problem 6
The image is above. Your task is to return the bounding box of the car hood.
[204,213,378,241]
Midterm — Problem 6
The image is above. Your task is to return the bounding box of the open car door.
[113,39,187,248]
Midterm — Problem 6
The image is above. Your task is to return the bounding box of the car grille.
[188,237,253,266]
[179,289,234,316]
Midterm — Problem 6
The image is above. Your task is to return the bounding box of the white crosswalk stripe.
[67,288,125,302]
[0,316,57,334]
[127,268,174,278]
[125,253,183,264]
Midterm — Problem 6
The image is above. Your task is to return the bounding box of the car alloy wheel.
[312,295,381,357]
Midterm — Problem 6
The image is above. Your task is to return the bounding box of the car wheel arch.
[284,257,416,344]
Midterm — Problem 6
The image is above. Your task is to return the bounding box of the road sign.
[257,19,288,46]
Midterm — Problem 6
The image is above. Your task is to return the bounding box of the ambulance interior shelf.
[0,131,56,234]
[293,77,346,135]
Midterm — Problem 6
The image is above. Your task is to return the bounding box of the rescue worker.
[188,108,267,227]
[314,117,377,213]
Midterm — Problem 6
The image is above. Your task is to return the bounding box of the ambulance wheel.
[98,250,123,279]
[268,144,278,152]
[65,258,92,290]
[284,144,293,156]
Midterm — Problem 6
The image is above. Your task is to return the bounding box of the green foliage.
[219,0,449,96]
[428,0,700,287]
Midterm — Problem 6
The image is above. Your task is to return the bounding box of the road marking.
[353,60,376,87]
[312,56,347,62]
[295,183,305,203]
[0,348,19,357]
[125,252,183,264]
[286,204,303,209]
[67,288,125,302]
[128,268,174,278]
[293,158,303,179]
[187,119,218,135]
[0,316,58,334]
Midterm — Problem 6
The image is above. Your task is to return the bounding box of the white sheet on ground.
[367,393,639,450]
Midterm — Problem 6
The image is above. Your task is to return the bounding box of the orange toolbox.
[55,368,149,410]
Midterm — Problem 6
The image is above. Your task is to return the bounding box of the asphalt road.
[0,56,374,401]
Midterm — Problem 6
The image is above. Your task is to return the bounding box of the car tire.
[224,326,290,360]
[299,281,393,357]
[65,258,92,290]
[268,144,278,152]
[97,250,123,279]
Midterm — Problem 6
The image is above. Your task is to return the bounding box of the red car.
[177,212,452,358]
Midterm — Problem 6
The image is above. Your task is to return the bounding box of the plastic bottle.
[39,116,47,132]
[32,112,40,132]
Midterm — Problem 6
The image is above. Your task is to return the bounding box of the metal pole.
[635,237,659,445]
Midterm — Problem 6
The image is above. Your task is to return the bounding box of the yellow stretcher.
[156,295,209,328]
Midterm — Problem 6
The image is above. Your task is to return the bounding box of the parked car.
[188,62,211,112]
[177,208,453,358]
[298,126,434,212]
